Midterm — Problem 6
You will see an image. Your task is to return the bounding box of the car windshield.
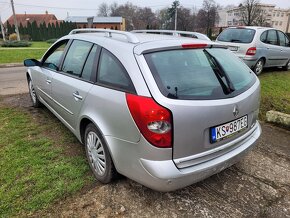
[144,48,256,100]
[217,28,256,43]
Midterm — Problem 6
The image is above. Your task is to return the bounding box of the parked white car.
[216,26,290,75]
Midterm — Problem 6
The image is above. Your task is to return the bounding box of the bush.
[46,38,58,44]
[20,34,31,41]
[8,33,18,41]
[1,40,32,47]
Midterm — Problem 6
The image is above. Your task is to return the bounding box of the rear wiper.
[231,39,241,42]
[203,49,235,94]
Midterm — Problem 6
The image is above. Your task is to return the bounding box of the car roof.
[226,26,276,31]
[61,29,218,55]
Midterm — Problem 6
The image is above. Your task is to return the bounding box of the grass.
[259,70,290,120]
[0,41,51,64]
[0,106,93,217]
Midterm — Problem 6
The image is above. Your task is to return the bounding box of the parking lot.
[0,91,288,217]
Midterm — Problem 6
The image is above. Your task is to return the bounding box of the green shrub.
[1,40,32,47]
[46,38,58,44]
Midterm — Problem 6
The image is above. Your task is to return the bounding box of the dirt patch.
[2,94,290,217]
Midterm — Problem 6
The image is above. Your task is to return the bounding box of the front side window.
[97,49,135,93]
[217,28,255,43]
[145,48,256,100]
[42,40,68,71]
[62,40,93,76]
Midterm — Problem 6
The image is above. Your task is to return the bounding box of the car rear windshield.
[217,28,255,43]
[144,48,256,100]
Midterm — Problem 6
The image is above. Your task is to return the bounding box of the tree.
[167,1,180,30]
[135,7,157,29]
[110,2,138,30]
[196,0,219,35]
[238,0,268,26]
[176,7,195,31]
[98,3,110,17]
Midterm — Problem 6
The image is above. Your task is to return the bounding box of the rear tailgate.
[134,43,260,168]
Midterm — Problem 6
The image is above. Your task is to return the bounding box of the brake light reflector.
[182,43,207,49]
[126,94,172,148]
[246,47,256,55]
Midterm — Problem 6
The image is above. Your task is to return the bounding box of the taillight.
[126,93,172,148]
[246,47,256,56]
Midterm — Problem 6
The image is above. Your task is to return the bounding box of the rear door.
[264,30,282,66]
[51,40,98,130]
[277,31,290,66]
[140,47,259,165]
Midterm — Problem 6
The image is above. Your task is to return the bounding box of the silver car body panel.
[26,30,262,191]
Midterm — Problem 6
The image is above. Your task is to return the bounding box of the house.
[64,16,126,31]
[5,11,61,27]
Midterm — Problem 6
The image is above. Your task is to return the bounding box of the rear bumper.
[239,56,258,69]
[138,121,261,192]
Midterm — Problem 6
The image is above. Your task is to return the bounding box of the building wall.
[219,4,290,33]
[271,9,290,32]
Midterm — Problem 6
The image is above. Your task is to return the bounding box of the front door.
[51,41,99,130]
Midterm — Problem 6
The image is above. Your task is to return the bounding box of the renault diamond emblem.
[233,105,239,117]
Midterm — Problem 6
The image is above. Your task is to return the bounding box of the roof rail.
[131,30,210,40]
[69,28,140,44]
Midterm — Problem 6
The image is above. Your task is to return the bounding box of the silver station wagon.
[216,26,290,75]
[24,29,261,191]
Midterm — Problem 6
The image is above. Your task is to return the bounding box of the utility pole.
[174,5,178,30]
[0,14,6,41]
[10,0,20,41]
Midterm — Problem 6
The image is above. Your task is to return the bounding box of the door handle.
[73,91,83,101]
[46,79,51,84]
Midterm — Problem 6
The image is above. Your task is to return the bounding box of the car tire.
[28,78,41,108]
[85,123,116,184]
[253,59,264,75]
[282,60,290,71]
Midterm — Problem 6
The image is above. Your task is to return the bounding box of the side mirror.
[24,59,41,67]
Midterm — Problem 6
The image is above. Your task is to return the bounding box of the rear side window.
[97,49,135,93]
[62,40,93,76]
[145,48,256,100]
[217,28,255,43]
[267,30,278,45]
[81,45,98,81]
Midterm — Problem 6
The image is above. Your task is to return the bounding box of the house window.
[280,21,283,26]
[273,13,275,17]
[281,13,284,17]
[275,21,278,25]
[277,12,280,17]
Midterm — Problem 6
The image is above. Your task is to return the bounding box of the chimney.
[45,10,48,15]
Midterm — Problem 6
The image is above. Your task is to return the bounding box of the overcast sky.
[1,0,290,21]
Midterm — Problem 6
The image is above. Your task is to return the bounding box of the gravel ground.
[1,94,290,218]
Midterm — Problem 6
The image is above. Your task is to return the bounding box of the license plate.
[228,46,238,51]
[210,115,248,143]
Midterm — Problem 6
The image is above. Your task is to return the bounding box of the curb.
[0,63,23,68]
[266,110,290,128]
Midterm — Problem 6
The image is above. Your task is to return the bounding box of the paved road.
[0,66,28,95]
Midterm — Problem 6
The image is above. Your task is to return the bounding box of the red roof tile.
[5,13,60,27]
